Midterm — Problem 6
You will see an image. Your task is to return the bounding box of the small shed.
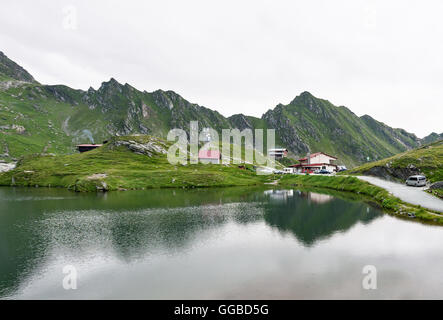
[76,144,102,153]
[198,150,221,164]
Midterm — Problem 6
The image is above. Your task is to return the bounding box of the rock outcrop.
[110,136,168,157]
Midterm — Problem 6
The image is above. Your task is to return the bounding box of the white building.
[291,152,338,173]
[268,148,288,159]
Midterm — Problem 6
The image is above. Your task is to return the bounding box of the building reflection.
[262,189,382,246]
[263,189,294,201]
[305,192,333,204]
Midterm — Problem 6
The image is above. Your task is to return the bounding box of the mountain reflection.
[0,186,382,297]
[263,189,382,246]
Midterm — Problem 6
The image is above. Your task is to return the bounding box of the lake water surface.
[1,186,443,299]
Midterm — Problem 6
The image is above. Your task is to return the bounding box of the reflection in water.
[306,192,333,204]
[263,190,382,246]
[263,189,294,201]
[1,186,442,299]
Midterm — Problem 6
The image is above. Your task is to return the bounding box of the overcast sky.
[1,0,442,137]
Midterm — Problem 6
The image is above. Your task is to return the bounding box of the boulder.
[430,181,443,190]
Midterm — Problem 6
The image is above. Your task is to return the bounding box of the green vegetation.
[262,92,422,167]
[427,189,443,199]
[279,174,443,224]
[277,157,298,167]
[1,133,441,225]
[346,140,443,183]
[0,135,278,191]
[0,51,435,167]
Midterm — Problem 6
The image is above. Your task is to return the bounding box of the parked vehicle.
[283,167,295,174]
[318,169,331,174]
[405,175,426,187]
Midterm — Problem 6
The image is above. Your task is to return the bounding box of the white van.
[405,175,426,187]
[283,167,294,174]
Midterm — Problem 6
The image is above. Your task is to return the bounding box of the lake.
[1,186,443,299]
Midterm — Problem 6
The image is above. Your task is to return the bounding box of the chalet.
[268,148,288,159]
[76,144,102,153]
[198,149,221,164]
[290,152,338,173]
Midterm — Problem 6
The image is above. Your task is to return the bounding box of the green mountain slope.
[260,92,422,167]
[0,135,274,191]
[0,52,233,160]
[0,51,37,83]
[422,132,443,144]
[347,139,443,182]
[0,51,431,167]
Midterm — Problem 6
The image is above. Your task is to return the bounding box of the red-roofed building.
[290,152,337,173]
[198,149,221,164]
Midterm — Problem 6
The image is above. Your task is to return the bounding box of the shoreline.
[1,172,442,225]
[278,174,443,225]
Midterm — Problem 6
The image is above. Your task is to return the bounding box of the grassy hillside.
[346,140,443,183]
[422,132,443,144]
[0,79,233,160]
[0,135,279,191]
[0,51,428,167]
[262,92,421,167]
[0,51,36,83]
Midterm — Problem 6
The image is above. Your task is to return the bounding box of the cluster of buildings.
[76,142,340,173]
[261,148,340,173]
[196,148,340,173]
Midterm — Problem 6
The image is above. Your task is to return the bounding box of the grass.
[279,174,443,224]
[346,140,443,183]
[2,134,442,225]
[0,135,278,192]
[427,188,443,199]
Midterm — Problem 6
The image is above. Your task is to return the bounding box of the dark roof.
[76,144,102,147]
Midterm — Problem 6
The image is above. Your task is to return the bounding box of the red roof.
[290,163,337,167]
[298,152,337,161]
[198,150,220,159]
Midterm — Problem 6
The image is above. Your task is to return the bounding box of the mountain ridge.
[0,51,439,167]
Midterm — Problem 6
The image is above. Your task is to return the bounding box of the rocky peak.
[98,78,123,92]
[152,90,174,110]
[228,114,253,130]
[422,132,443,144]
[0,51,37,83]
[290,91,314,105]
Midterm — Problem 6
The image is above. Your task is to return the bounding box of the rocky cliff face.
[262,103,310,155]
[0,52,37,83]
[0,51,432,166]
[259,92,423,166]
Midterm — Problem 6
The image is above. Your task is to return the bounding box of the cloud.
[1,0,442,137]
